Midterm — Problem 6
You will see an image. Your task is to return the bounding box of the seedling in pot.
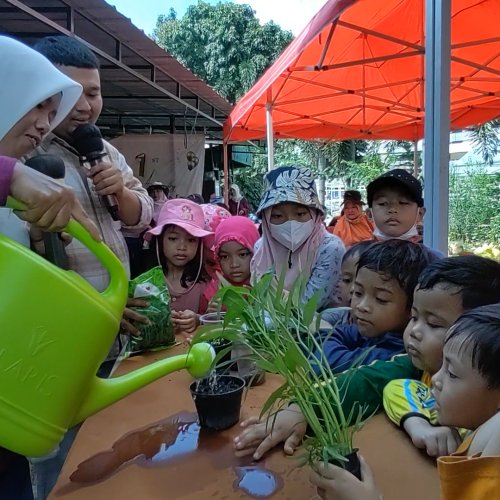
[193,271,369,477]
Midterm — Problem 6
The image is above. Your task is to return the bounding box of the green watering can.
[0,198,214,457]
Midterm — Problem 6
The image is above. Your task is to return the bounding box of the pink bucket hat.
[200,203,231,250]
[145,199,213,241]
[201,204,231,231]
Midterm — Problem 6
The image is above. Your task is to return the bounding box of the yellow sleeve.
[383,378,437,427]
[438,455,500,500]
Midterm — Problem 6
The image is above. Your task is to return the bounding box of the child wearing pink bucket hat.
[145,199,213,335]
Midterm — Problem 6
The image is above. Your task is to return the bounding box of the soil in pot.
[190,375,245,431]
[330,449,361,480]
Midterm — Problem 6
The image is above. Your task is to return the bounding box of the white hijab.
[230,184,243,202]
[0,35,82,141]
[0,36,81,245]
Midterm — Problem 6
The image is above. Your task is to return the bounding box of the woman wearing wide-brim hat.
[251,165,345,311]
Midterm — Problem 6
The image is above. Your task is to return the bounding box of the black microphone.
[72,124,120,221]
[24,155,69,269]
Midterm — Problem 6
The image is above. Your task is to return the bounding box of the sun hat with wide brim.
[256,165,324,216]
[145,198,213,241]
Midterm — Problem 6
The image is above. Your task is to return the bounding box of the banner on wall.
[110,134,205,197]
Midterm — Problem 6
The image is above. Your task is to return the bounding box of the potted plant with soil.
[190,374,245,430]
[191,314,244,430]
[193,272,368,477]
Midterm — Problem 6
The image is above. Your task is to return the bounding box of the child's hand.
[310,456,381,500]
[403,416,461,457]
[172,310,199,335]
[233,404,307,460]
[121,298,150,336]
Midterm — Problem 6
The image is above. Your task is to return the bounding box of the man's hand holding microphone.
[10,160,100,240]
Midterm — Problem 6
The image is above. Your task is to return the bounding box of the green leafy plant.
[449,164,500,246]
[193,272,367,466]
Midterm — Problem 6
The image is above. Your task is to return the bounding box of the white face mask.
[270,219,315,251]
[373,224,419,241]
[372,212,420,241]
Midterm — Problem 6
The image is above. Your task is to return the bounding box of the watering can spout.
[71,342,215,425]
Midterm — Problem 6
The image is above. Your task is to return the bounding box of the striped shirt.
[32,134,153,292]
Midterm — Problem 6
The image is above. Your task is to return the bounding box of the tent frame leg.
[266,102,274,171]
[423,0,451,254]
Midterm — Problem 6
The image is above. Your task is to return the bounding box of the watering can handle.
[6,196,128,311]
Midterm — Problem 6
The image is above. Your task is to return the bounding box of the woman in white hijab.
[0,35,90,500]
[0,35,98,240]
[228,183,250,216]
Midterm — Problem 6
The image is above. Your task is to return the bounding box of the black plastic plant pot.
[330,448,361,480]
[209,338,233,374]
[190,375,245,431]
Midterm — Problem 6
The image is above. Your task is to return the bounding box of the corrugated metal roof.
[0,0,233,138]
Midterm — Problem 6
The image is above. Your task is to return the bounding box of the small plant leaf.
[302,292,320,328]
[260,382,288,418]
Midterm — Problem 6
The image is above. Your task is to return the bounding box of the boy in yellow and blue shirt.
[383,255,500,457]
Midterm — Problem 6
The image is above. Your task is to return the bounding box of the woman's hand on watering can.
[121,298,150,336]
[10,161,101,240]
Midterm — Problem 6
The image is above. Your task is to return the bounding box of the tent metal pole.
[266,102,274,171]
[423,0,451,254]
[223,142,229,205]
[413,140,419,177]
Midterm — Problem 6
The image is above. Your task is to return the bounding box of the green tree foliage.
[251,139,364,181]
[344,154,386,190]
[449,164,500,245]
[232,165,264,212]
[235,139,368,208]
[384,140,416,164]
[153,2,293,103]
[469,119,500,166]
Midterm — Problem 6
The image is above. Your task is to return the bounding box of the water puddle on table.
[57,411,283,498]
[234,466,283,498]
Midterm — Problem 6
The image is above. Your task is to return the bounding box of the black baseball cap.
[366,169,423,207]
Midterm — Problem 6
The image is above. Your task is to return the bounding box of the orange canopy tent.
[224,0,500,143]
[223,0,500,253]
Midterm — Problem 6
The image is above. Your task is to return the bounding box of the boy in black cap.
[366,168,425,242]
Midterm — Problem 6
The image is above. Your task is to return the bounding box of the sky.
[106,0,326,36]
